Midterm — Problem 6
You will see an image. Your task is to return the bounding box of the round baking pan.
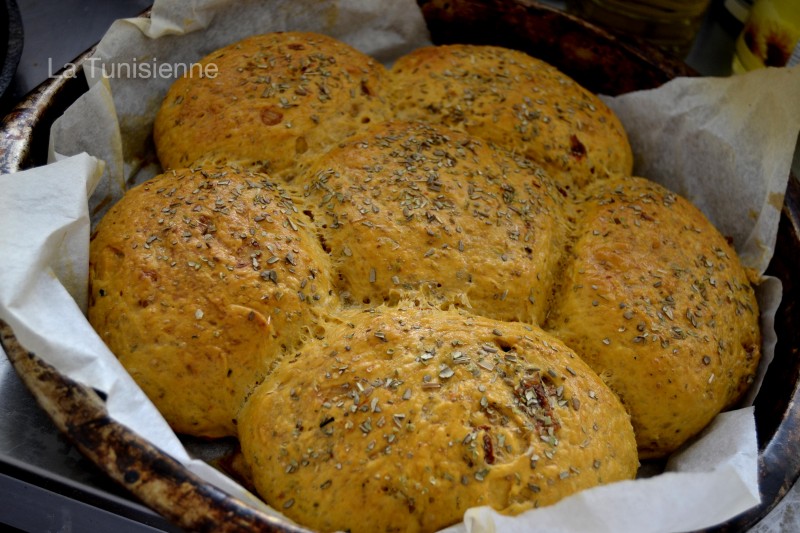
[1,1,798,531]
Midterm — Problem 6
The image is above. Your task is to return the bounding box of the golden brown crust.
[238,305,638,533]
[545,176,761,458]
[90,32,763,528]
[298,120,571,326]
[88,166,335,437]
[154,32,391,179]
[388,44,634,190]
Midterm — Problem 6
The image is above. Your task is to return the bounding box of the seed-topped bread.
[545,176,761,458]
[388,44,634,190]
[297,120,571,326]
[154,32,391,180]
[88,166,335,437]
[238,304,638,533]
[87,31,763,531]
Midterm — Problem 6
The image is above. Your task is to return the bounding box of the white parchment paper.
[1,1,799,531]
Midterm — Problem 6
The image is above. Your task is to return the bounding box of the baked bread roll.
[154,32,391,179]
[88,166,335,437]
[297,120,571,326]
[388,44,633,189]
[545,176,761,458]
[88,29,763,528]
[238,304,638,533]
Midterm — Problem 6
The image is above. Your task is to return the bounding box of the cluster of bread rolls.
[88,31,760,532]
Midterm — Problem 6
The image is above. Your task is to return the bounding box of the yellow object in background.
[732,0,800,72]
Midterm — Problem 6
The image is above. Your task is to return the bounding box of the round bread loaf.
[153,32,391,179]
[388,44,634,190]
[88,166,335,437]
[545,176,761,458]
[296,120,571,326]
[238,304,638,533]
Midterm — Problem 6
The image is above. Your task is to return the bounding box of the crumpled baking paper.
[1,0,799,531]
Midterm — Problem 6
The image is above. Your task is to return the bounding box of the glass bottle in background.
[731,0,800,72]
[565,0,714,58]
